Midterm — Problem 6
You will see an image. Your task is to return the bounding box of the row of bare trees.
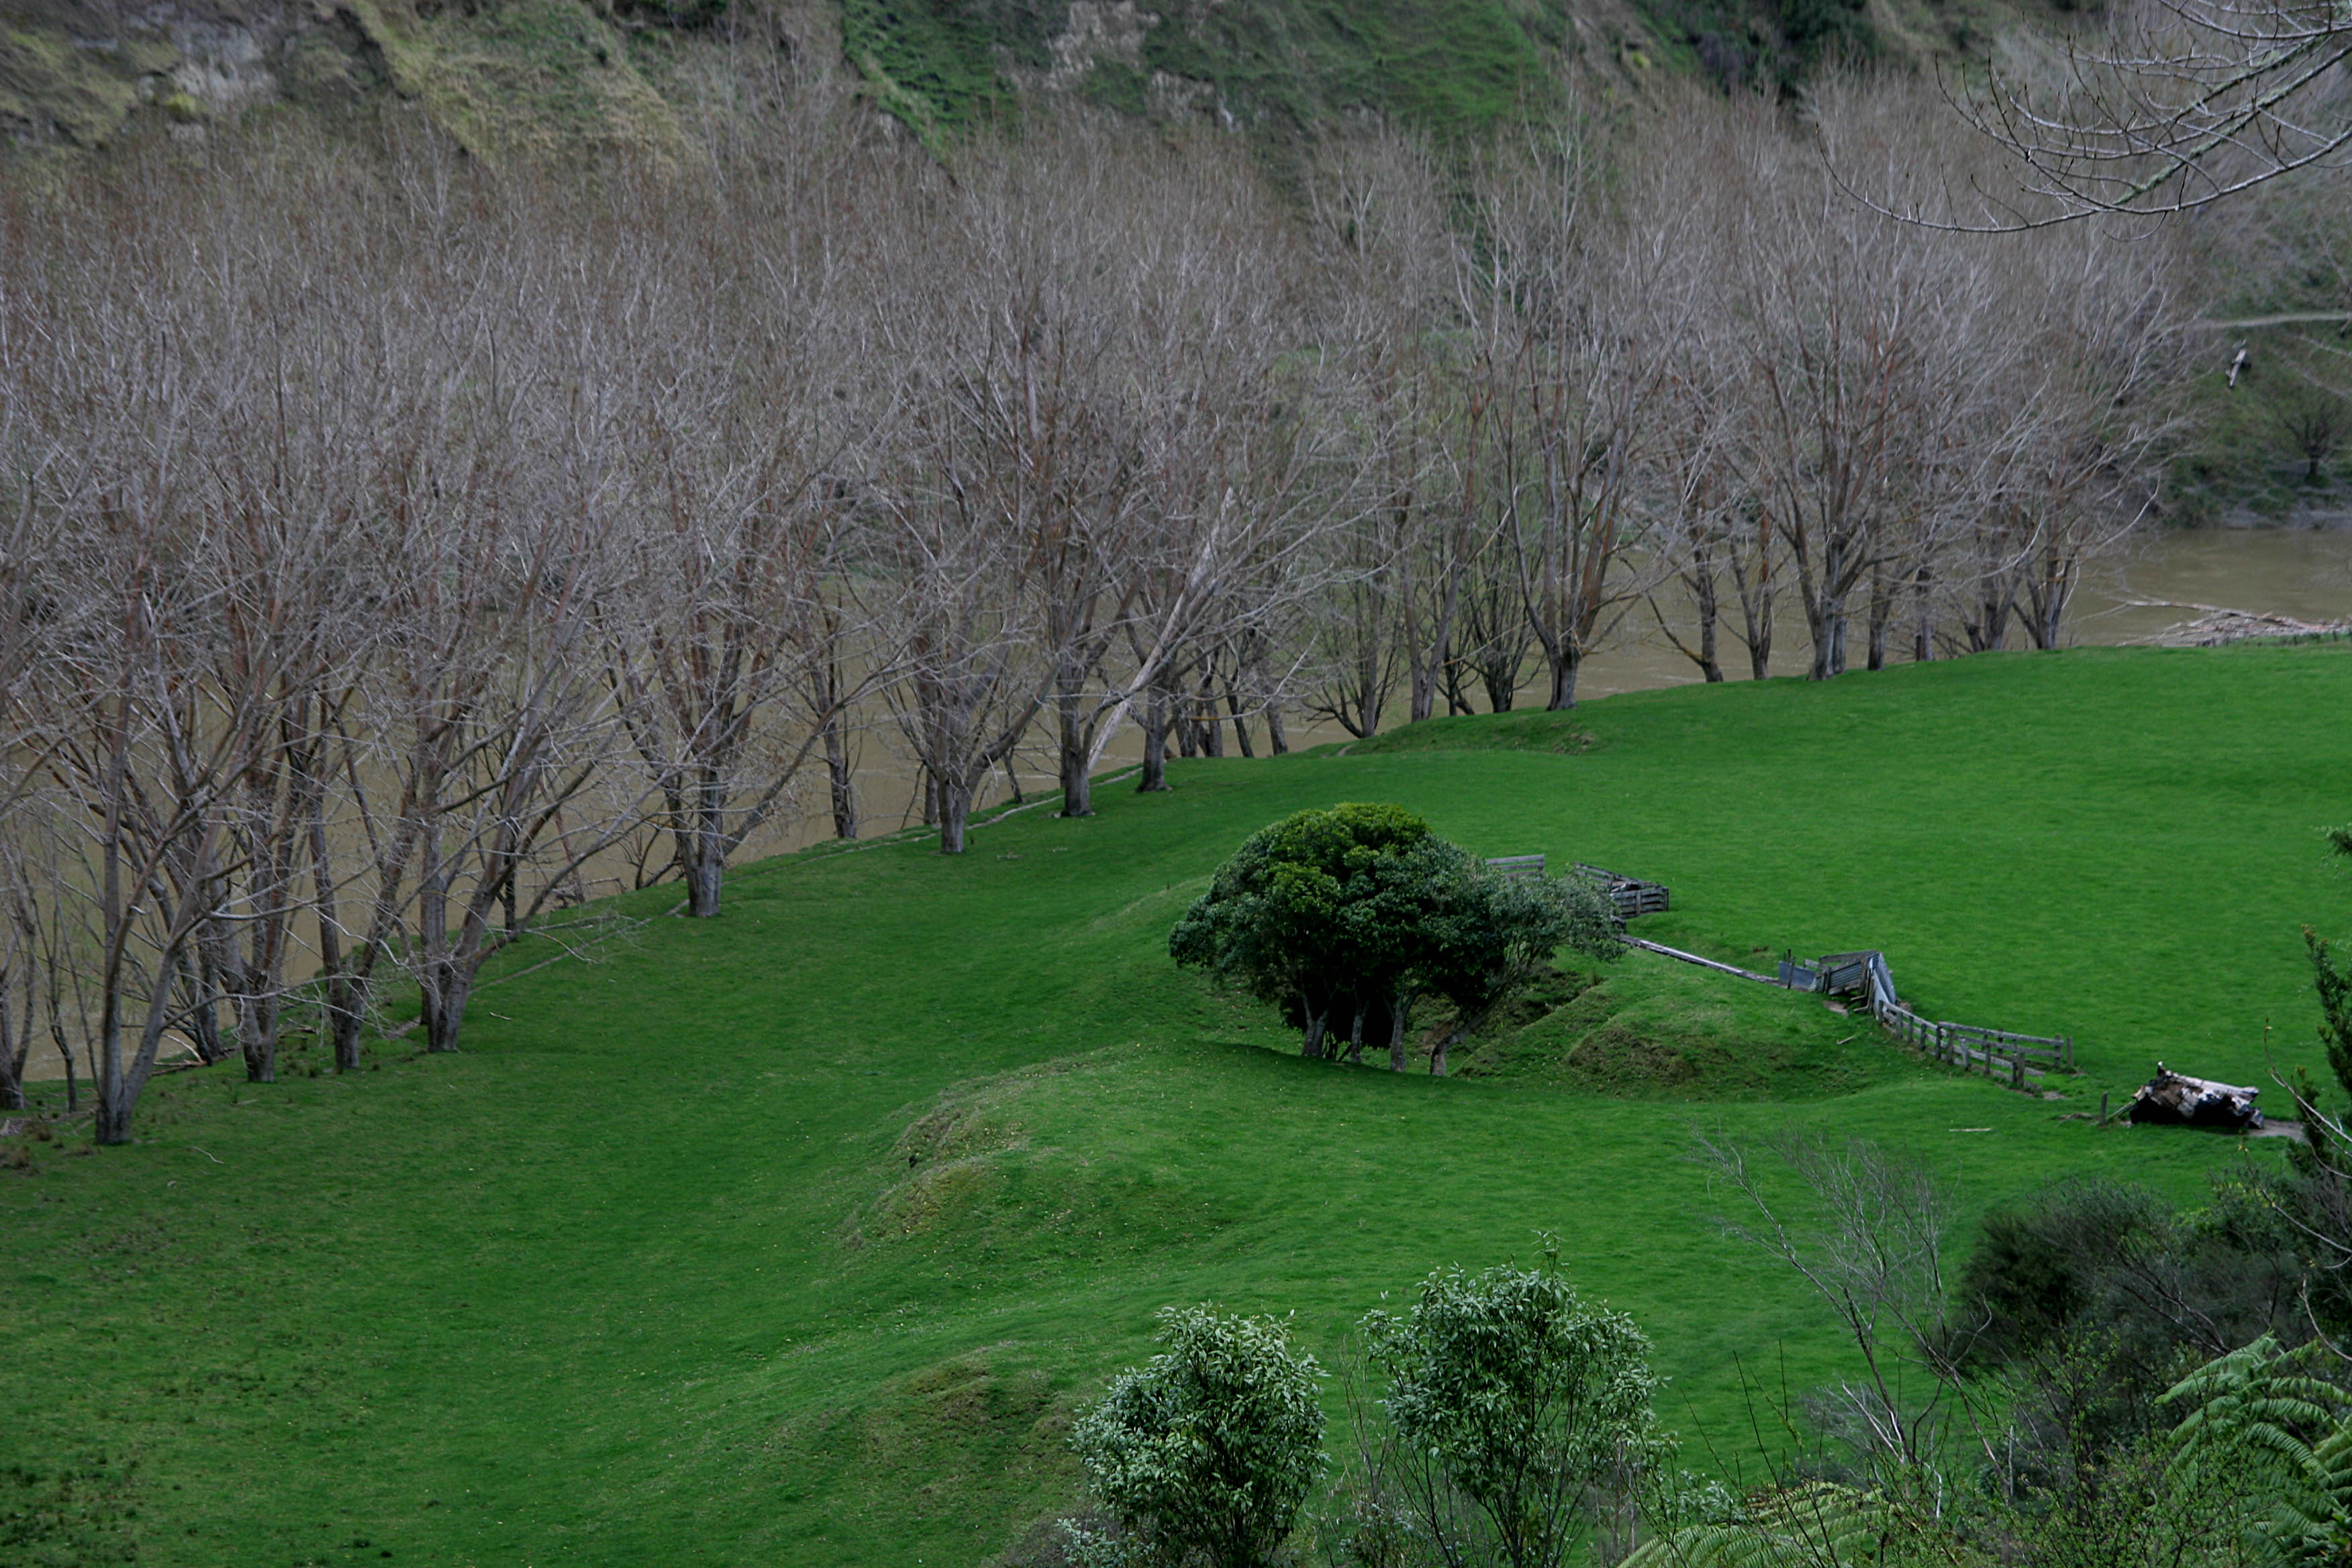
[1300,82,2186,733]
[0,71,2192,1140]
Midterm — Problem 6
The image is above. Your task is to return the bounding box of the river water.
[842,525,2352,826]
[1565,526,2352,701]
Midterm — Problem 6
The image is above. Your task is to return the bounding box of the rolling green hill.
[2,644,2343,1565]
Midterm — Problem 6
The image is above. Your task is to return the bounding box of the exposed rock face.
[1,0,380,147]
[3,0,693,166]
[1045,1,1153,89]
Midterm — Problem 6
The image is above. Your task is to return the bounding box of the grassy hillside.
[3,644,2345,1565]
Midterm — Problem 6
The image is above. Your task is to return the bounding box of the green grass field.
[3,644,2345,1566]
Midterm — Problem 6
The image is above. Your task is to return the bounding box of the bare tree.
[1,159,307,1140]
[1691,90,2037,681]
[1698,1131,1977,1474]
[403,309,633,1053]
[1311,132,1469,730]
[0,843,42,1113]
[1947,0,2352,224]
[591,179,878,916]
[1647,360,1740,684]
[1469,125,1692,708]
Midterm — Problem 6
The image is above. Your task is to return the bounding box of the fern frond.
[1622,1482,1912,1568]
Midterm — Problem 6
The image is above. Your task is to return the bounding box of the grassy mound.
[1343,707,1599,754]
[1,644,2345,1565]
[1453,953,1909,1099]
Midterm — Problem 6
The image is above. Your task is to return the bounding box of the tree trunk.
[1264,701,1288,756]
[937,775,972,855]
[1733,530,1777,681]
[824,709,858,840]
[1694,561,1724,683]
[1388,997,1412,1072]
[1347,1001,1367,1066]
[1223,681,1256,759]
[1807,528,1852,680]
[183,938,228,1065]
[95,963,182,1146]
[53,1023,77,1112]
[94,1091,134,1146]
[1430,1030,1455,1077]
[322,927,386,1074]
[237,991,279,1085]
[685,854,725,922]
[1810,595,1848,680]
[418,832,458,1053]
[1138,683,1171,792]
[1302,1008,1328,1060]
[1867,567,1891,673]
[1912,565,1934,665]
[1058,705,1093,818]
[0,1003,23,1111]
[307,773,364,1073]
[420,959,473,1055]
[1196,673,1225,757]
[1546,646,1583,710]
[681,768,728,918]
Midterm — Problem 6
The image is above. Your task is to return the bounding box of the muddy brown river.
[1564,526,2352,701]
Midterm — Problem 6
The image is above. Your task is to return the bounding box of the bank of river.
[1566,524,2352,701]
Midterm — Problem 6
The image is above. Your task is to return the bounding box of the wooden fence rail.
[1620,935,1780,984]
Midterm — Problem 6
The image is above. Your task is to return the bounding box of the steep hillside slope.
[3,0,2069,162]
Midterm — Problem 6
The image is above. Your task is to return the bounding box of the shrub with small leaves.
[1366,1255,1669,1568]
[1067,1306,1327,1568]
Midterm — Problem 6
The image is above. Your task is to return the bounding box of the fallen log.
[2126,1063,2263,1132]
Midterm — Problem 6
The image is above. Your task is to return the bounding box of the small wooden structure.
[1571,863,1671,920]
[1484,854,1548,881]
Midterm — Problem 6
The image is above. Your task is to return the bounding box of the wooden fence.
[1481,855,1672,920]
[1809,948,2073,1085]
[1568,862,1672,920]
[1588,873,2073,1091]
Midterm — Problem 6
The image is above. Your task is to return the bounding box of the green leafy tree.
[1169,803,1432,1061]
[1417,870,1620,1077]
[1365,1253,1671,1568]
[1067,1306,1327,1568]
[1169,804,1618,1073]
